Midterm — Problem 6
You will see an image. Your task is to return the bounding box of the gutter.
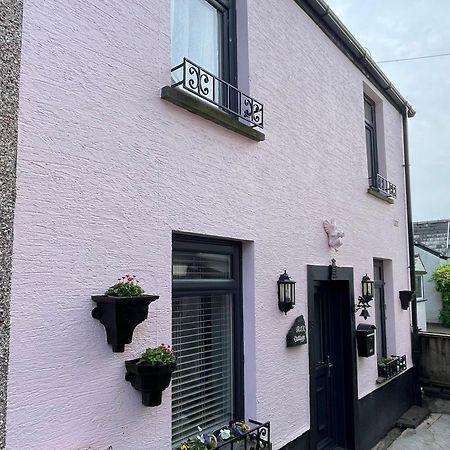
[294,0,416,118]
[402,111,422,406]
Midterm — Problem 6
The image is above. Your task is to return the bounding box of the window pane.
[173,251,231,280]
[171,0,223,78]
[172,294,233,447]
[364,99,374,124]
[416,276,423,299]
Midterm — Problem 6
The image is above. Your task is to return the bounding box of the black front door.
[310,278,355,450]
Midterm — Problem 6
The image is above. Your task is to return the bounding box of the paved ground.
[387,413,450,449]
[372,397,450,450]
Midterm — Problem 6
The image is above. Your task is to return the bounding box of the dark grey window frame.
[172,234,245,425]
[208,0,237,87]
[364,95,379,184]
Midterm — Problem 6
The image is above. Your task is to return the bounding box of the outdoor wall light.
[355,274,374,320]
[278,271,296,314]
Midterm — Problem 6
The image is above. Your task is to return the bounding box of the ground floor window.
[171,235,243,447]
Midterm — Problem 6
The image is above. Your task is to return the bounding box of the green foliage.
[377,357,395,367]
[105,274,144,297]
[139,344,176,366]
[432,263,450,327]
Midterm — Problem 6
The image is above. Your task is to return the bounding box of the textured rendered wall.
[0,1,22,448]
[7,0,412,449]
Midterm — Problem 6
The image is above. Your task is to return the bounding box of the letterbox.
[356,323,376,357]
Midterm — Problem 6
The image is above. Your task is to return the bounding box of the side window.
[364,95,378,185]
[416,275,424,300]
[171,236,243,448]
[364,94,396,198]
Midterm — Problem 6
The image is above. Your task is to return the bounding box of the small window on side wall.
[364,94,396,199]
[364,95,378,184]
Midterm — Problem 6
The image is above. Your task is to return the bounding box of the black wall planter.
[399,290,414,310]
[92,295,159,352]
[125,359,176,406]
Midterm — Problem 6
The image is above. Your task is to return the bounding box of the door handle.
[326,355,334,377]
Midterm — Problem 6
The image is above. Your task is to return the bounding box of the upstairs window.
[171,0,236,85]
[364,94,396,199]
[364,95,378,185]
[167,0,264,133]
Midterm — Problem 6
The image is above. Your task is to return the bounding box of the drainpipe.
[402,109,421,406]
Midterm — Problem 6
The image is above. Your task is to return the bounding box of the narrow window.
[416,275,424,300]
[373,260,387,359]
[364,95,378,188]
[171,235,243,448]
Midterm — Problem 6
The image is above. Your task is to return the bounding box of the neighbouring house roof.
[414,254,427,275]
[295,0,415,117]
[413,220,450,257]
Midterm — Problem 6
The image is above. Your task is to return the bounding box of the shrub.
[432,263,450,327]
[105,274,144,297]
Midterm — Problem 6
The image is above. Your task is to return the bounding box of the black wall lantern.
[355,274,374,320]
[278,271,296,314]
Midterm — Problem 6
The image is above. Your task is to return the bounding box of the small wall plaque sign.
[286,315,307,347]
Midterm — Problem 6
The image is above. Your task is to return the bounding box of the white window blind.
[172,294,233,447]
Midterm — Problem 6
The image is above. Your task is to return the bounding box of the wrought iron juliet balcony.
[369,173,397,198]
[171,58,264,129]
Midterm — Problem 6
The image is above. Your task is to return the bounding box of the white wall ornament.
[323,219,344,251]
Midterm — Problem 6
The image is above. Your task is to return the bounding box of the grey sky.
[326,0,450,221]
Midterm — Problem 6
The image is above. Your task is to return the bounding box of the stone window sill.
[161,86,265,142]
[376,368,408,385]
[367,187,395,204]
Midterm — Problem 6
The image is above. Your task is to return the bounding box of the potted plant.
[92,275,159,352]
[178,421,261,450]
[377,355,407,380]
[125,344,176,406]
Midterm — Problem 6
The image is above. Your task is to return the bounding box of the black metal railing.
[377,355,406,380]
[369,173,397,198]
[215,420,271,450]
[171,58,264,128]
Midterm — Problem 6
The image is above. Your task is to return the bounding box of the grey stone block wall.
[0,0,23,446]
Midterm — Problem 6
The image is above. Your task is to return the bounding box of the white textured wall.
[7,0,412,448]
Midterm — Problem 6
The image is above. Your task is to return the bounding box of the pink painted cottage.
[1,0,419,449]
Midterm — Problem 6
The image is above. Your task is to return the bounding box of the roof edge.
[414,241,449,260]
[294,0,415,118]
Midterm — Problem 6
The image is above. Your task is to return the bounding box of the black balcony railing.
[176,420,271,450]
[171,58,264,129]
[369,173,397,198]
[215,420,270,450]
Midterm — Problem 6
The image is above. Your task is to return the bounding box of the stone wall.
[0,0,22,448]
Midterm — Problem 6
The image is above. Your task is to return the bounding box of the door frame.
[307,265,359,450]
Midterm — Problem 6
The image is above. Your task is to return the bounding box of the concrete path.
[388,413,450,449]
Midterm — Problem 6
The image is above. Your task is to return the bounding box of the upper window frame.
[364,94,379,182]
